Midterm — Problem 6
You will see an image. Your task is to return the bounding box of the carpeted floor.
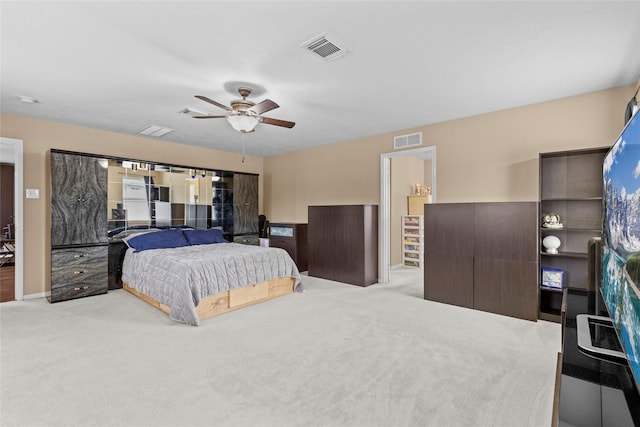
[0,268,560,427]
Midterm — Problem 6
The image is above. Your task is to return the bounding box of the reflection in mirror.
[106,159,244,238]
[198,171,212,206]
[108,159,154,233]
[170,167,188,226]
[148,164,171,227]
[182,169,211,229]
[211,171,234,237]
[107,160,174,237]
[107,159,126,232]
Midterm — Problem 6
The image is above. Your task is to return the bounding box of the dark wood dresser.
[424,202,538,321]
[268,223,308,272]
[308,205,378,287]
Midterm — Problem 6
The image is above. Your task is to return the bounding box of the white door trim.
[379,146,436,283]
[0,137,24,300]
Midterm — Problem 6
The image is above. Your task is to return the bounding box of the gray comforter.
[121,243,303,325]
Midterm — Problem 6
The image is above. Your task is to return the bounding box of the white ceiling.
[2,1,640,157]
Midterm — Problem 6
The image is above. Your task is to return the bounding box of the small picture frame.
[541,268,564,289]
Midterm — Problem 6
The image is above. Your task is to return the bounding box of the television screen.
[602,110,640,392]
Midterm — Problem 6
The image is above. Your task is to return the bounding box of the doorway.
[380,146,436,283]
[0,138,24,301]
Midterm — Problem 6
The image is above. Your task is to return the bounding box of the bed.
[117,228,303,325]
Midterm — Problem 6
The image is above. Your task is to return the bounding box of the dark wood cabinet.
[268,223,308,271]
[424,202,538,321]
[539,148,608,321]
[49,150,108,302]
[308,205,378,287]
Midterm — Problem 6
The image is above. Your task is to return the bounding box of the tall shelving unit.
[538,147,608,322]
[402,215,424,267]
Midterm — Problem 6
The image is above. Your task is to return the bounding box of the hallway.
[0,264,15,302]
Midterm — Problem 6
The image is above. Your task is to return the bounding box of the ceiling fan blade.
[260,116,296,129]
[195,95,231,111]
[248,99,279,115]
[192,115,228,119]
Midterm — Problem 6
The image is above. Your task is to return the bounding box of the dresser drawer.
[50,281,107,302]
[50,246,108,302]
[234,234,259,245]
[268,223,308,272]
[52,246,107,267]
[269,237,296,255]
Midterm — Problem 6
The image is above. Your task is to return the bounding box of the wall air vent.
[394,132,422,149]
[301,32,350,61]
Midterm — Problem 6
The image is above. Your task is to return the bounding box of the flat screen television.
[601,109,640,392]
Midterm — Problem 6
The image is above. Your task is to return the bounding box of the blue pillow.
[182,229,227,246]
[123,229,189,252]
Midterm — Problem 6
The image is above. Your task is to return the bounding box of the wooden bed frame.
[123,276,296,322]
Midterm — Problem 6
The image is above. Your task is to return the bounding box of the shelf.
[540,227,601,233]
[540,251,588,259]
[402,215,424,269]
[541,197,602,202]
[539,311,561,322]
[540,287,564,293]
[539,148,608,319]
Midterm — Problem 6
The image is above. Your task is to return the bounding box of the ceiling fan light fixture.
[227,115,258,133]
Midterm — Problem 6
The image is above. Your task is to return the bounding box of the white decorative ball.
[542,235,561,254]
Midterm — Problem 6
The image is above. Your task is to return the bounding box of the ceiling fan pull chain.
[241,133,246,163]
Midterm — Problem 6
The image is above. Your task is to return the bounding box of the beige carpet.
[0,268,560,427]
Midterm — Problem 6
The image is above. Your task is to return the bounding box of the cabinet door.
[51,152,108,246]
[474,258,538,321]
[79,155,108,244]
[424,204,474,308]
[51,152,85,246]
[424,252,474,308]
[233,173,258,235]
[424,203,474,257]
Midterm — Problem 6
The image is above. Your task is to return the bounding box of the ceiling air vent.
[138,125,174,138]
[394,132,422,150]
[301,32,350,61]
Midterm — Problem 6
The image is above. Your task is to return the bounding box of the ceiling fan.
[193,87,295,133]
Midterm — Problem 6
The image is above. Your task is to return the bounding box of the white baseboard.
[23,292,47,300]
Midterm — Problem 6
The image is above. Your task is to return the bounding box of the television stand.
[576,314,627,364]
[555,289,640,426]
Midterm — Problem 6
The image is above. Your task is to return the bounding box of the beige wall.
[0,113,263,296]
[264,84,634,220]
[263,84,635,275]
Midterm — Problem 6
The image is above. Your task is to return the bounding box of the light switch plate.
[26,188,40,199]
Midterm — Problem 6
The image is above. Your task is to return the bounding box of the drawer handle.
[73,285,90,291]
[73,270,88,275]
[73,254,89,259]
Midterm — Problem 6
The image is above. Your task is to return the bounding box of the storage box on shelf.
[402,215,424,268]
[538,147,608,322]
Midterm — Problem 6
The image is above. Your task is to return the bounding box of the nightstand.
[268,223,308,272]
